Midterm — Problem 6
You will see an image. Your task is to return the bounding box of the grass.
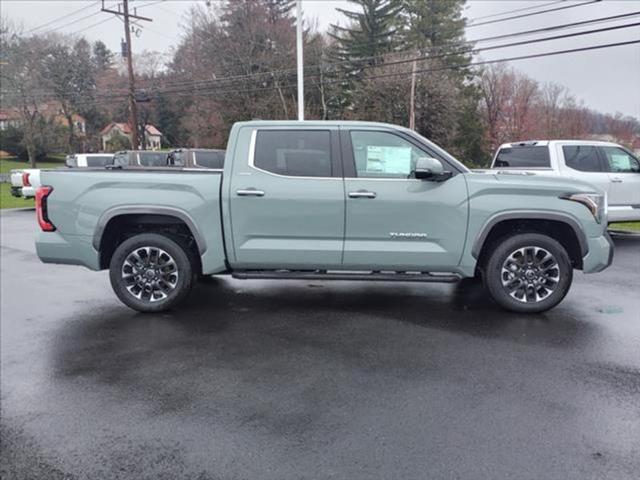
[0,156,66,174]
[609,222,640,232]
[0,182,34,209]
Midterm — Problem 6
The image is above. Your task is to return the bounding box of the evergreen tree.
[401,0,469,69]
[91,40,113,72]
[330,0,402,71]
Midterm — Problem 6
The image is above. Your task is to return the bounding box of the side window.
[600,146,640,173]
[350,131,426,178]
[494,146,550,168]
[254,130,331,177]
[194,151,225,169]
[114,153,129,167]
[563,145,602,172]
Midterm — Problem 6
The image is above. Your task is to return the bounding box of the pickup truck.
[491,140,640,222]
[10,168,40,199]
[34,121,614,314]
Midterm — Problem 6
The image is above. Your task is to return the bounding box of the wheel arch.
[94,206,207,270]
[472,211,588,271]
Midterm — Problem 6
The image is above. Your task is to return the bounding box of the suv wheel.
[483,233,573,313]
[109,233,196,312]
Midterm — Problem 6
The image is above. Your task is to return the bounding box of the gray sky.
[2,0,639,119]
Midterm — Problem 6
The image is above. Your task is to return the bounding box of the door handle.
[348,190,377,199]
[611,177,623,183]
[236,188,265,197]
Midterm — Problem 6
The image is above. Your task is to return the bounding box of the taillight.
[35,186,55,232]
[22,172,31,187]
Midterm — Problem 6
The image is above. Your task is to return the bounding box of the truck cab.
[492,140,640,222]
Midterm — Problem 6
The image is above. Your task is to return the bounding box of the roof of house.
[100,122,162,136]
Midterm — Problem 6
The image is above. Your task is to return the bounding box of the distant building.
[100,122,163,151]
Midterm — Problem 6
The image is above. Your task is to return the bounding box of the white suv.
[491,140,640,222]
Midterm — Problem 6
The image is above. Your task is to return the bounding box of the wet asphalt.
[1,208,639,480]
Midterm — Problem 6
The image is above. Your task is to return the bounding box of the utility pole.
[101,0,152,150]
[409,58,417,131]
[296,0,304,121]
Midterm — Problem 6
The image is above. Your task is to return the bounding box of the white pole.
[296,0,304,121]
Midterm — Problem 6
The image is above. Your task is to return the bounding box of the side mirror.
[413,157,448,180]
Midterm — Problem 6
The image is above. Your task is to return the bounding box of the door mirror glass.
[413,157,444,179]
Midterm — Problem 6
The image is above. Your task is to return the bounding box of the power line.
[24,1,100,34]
[468,0,601,28]
[69,16,117,36]
[135,16,640,94]
[469,0,566,23]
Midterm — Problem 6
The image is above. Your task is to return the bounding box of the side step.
[231,270,460,283]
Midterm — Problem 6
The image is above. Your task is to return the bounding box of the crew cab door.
[341,128,468,270]
[557,144,611,194]
[228,127,344,269]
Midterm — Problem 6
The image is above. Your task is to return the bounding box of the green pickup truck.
[35,121,613,313]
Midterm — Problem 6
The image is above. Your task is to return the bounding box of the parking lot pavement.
[1,209,639,480]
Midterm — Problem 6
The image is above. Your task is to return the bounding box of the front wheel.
[109,233,196,312]
[483,233,573,313]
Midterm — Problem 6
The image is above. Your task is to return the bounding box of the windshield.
[137,152,168,166]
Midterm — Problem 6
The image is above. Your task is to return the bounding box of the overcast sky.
[3,0,639,119]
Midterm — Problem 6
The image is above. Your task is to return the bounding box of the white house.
[100,122,163,151]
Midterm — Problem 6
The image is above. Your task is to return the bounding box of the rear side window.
[494,146,550,168]
[194,151,225,169]
[254,130,331,177]
[85,155,113,167]
[563,145,602,172]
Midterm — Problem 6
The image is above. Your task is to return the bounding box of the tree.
[92,40,113,72]
[330,0,401,72]
[0,34,50,166]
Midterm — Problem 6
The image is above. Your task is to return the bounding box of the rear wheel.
[483,233,573,313]
[109,233,196,312]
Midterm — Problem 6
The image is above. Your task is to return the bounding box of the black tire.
[483,233,573,313]
[109,233,197,313]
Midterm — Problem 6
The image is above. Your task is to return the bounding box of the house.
[100,122,163,151]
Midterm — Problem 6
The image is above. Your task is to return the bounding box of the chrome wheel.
[121,246,179,302]
[500,246,560,303]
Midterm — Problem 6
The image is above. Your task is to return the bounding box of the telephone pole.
[101,0,152,150]
[409,58,417,131]
[296,0,304,121]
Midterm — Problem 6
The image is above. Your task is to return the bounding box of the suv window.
[563,145,602,172]
[600,146,640,173]
[194,151,225,169]
[494,146,550,168]
[254,130,331,177]
[350,131,426,178]
[85,155,114,167]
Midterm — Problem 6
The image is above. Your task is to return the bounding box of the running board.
[231,270,460,283]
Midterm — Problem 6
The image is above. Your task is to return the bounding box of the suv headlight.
[560,192,607,224]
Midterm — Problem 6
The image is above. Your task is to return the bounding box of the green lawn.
[0,182,34,209]
[0,157,65,174]
[609,222,640,232]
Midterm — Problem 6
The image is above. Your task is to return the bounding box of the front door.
[599,146,640,216]
[228,127,345,269]
[341,128,469,271]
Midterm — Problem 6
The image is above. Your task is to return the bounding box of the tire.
[483,233,573,313]
[109,233,197,313]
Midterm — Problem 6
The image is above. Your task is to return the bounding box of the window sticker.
[366,146,411,174]
[609,154,632,172]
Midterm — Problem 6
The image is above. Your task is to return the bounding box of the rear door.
[228,127,345,269]
[341,128,468,271]
[557,144,610,194]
